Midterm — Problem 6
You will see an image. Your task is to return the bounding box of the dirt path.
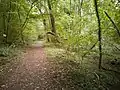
[0,41,57,90]
[2,41,119,90]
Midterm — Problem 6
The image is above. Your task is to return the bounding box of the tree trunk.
[94,0,102,69]
[6,1,12,44]
[47,0,56,34]
[38,8,49,41]
[3,11,7,44]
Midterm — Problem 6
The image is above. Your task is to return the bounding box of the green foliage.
[0,47,9,57]
[52,0,120,62]
[0,46,22,66]
[45,46,120,90]
[0,46,21,57]
[0,0,40,45]
[0,0,120,89]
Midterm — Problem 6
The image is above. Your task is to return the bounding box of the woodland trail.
[0,41,61,90]
[1,41,120,90]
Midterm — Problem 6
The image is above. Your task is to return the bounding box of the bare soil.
[0,42,64,90]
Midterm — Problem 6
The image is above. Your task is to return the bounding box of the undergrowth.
[45,45,120,90]
[0,45,23,66]
[0,45,24,86]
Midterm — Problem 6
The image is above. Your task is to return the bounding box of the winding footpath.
[0,42,56,90]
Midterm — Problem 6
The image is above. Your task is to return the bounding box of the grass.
[45,45,120,90]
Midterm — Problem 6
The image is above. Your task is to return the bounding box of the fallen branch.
[101,66,120,75]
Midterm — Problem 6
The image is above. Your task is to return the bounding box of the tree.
[47,0,56,34]
[94,0,102,69]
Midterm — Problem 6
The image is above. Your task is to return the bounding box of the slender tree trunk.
[104,11,120,37]
[38,8,49,41]
[47,0,56,34]
[38,9,47,31]
[78,0,83,16]
[78,0,83,34]
[3,7,7,44]
[94,0,102,69]
[43,19,50,41]
[10,0,38,45]
[3,13,6,43]
[6,1,12,44]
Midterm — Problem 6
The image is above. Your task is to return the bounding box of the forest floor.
[0,41,66,90]
[0,41,120,90]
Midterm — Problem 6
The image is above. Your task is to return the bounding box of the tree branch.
[104,11,120,37]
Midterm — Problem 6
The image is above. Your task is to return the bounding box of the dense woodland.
[0,0,120,90]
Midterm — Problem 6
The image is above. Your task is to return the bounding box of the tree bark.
[94,0,102,69]
[47,0,56,34]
